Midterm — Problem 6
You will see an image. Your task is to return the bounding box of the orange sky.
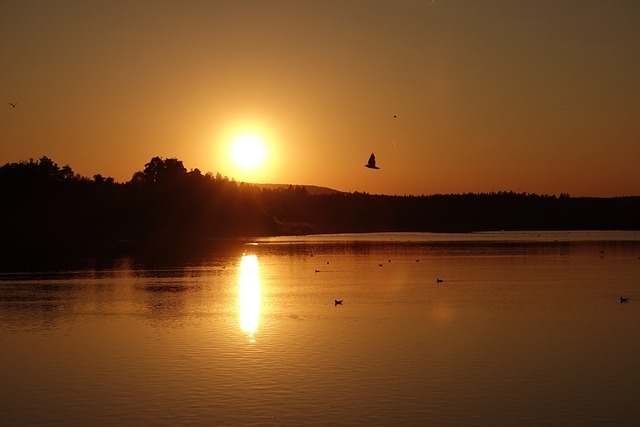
[2,0,639,196]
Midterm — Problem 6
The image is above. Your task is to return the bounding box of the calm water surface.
[2,231,640,426]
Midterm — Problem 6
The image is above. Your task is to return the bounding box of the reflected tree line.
[1,156,639,250]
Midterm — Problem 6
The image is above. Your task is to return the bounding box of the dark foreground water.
[2,231,640,426]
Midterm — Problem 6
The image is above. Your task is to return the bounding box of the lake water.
[2,231,640,426]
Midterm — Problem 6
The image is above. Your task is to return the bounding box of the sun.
[230,135,266,170]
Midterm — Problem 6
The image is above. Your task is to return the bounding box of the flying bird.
[365,153,380,169]
[620,296,629,303]
[335,299,343,306]
[9,102,16,108]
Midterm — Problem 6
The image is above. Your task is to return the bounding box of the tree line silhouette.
[1,156,639,251]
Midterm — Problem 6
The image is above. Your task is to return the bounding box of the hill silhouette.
[1,156,639,254]
[254,183,342,195]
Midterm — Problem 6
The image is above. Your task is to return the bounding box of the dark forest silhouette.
[1,156,639,251]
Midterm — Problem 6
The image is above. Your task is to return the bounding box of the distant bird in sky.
[620,296,629,303]
[9,102,16,108]
[365,153,380,169]
[335,299,343,306]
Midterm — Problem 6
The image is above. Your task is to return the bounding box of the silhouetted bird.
[9,102,16,108]
[335,299,343,306]
[620,296,629,303]
[436,279,443,283]
[365,153,380,169]
[378,263,383,267]
[315,269,320,273]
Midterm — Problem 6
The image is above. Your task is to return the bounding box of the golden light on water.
[239,254,261,342]
[430,302,456,325]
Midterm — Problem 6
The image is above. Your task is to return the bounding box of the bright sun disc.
[231,135,266,170]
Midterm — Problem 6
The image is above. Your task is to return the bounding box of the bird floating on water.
[365,153,380,169]
[335,299,343,306]
[620,296,629,303]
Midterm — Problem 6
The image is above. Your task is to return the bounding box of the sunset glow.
[4,3,640,425]
[2,2,640,196]
[230,135,266,171]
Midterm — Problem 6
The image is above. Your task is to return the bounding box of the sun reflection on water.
[239,254,260,342]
